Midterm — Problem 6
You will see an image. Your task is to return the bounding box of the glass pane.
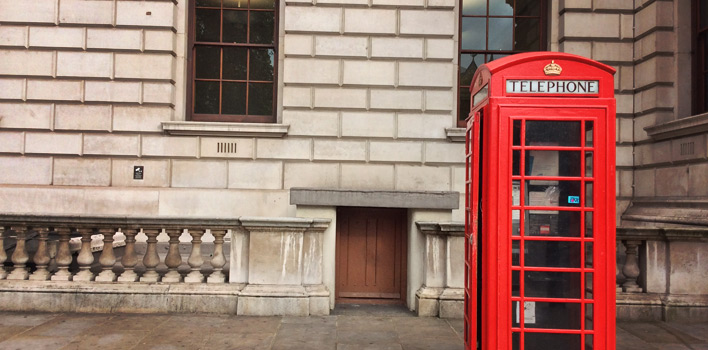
[525,241,581,268]
[512,150,521,176]
[223,0,246,8]
[586,303,594,330]
[462,0,486,15]
[488,18,513,50]
[525,271,581,298]
[515,18,540,51]
[585,121,594,146]
[524,302,582,329]
[526,210,581,237]
[513,120,521,145]
[223,10,247,43]
[512,332,520,350]
[489,0,513,16]
[585,152,593,177]
[194,81,220,114]
[222,47,247,80]
[586,334,594,349]
[512,240,520,266]
[489,53,509,61]
[250,0,275,9]
[585,273,593,299]
[702,2,708,27]
[585,182,593,207]
[459,88,471,121]
[512,180,521,205]
[526,121,582,146]
[196,9,221,42]
[196,0,221,7]
[250,11,275,44]
[462,17,487,50]
[516,0,540,16]
[221,82,246,115]
[585,242,593,268]
[249,49,275,81]
[525,333,581,350]
[512,270,520,296]
[525,151,582,177]
[248,82,273,115]
[460,53,485,86]
[512,210,521,236]
[195,46,221,79]
[585,212,593,238]
[525,181,582,208]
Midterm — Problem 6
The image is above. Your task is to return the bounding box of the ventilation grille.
[217,142,238,154]
[680,142,695,156]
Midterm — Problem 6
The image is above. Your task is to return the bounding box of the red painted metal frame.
[464,52,616,350]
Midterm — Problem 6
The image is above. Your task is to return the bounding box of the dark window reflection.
[488,18,513,50]
[250,0,275,9]
[250,11,275,44]
[523,302,582,329]
[525,333,581,350]
[196,9,220,42]
[221,82,246,115]
[460,87,471,121]
[462,17,487,50]
[222,47,247,80]
[525,241,581,268]
[586,303,594,330]
[525,271,581,298]
[512,270,520,296]
[526,121,582,146]
[460,54,484,86]
[248,82,274,116]
[515,18,540,51]
[194,81,220,114]
[525,210,581,237]
[197,0,221,7]
[195,46,221,79]
[223,10,247,43]
[249,49,275,81]
[512,240,520,266]
[516,0,540,16]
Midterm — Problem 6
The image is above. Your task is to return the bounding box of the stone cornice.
[162,121,289,137]
[645,112,708,140]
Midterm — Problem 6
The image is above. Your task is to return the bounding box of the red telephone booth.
[464,52,616,350]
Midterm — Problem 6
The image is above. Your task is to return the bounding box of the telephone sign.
[464,52,616,350]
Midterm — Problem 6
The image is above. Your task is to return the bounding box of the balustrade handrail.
[0,214,244,231]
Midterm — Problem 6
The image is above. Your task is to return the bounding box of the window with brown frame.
[695,0,708,114]
[458,0,547,126]
[188,0,278,123]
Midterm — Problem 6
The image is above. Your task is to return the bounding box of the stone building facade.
[0,0,706,320]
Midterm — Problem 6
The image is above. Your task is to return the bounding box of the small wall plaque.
[133,166,144,180]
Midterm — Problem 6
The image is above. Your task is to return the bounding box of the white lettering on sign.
[506,80,599,94]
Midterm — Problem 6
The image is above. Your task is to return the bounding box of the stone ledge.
[645,112,708,140]
[290,188,459,209]
[617,292,708,322]
[445,127,465,142]
[416,221,464,236]
[162,121,289,137]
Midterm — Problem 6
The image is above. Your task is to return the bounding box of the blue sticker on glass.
[568,196,580,204]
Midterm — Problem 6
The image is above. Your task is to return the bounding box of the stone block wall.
[558,0,635,225]
[0,0,464,219]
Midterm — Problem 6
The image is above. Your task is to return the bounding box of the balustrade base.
[0,280,242,315]
[6,269,29,281]
[617,292,708,322]
[237,284,330,316]
[415,286,463,318]
[95,271,118,283]
[184,271,205,283]
[116,270,139,282]
[28,270,51,281]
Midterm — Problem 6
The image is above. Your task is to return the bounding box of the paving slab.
[0,309,704,350]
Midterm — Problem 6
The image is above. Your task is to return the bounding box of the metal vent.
[217,142,238,154]
[680,142,695,156]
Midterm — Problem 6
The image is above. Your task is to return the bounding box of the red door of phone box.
[464,52,616,350]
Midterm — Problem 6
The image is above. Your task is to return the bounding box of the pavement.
[0,305,705,350]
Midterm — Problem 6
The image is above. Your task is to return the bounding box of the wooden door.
[336,207,407,304]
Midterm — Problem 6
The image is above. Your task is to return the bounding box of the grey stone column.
[29,228,51,281]
[7,226,30,280]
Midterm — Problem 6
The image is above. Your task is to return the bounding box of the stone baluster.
[0,226,7,280]
[51,228,73,281]
[117,229,139,282]
[7,226,29,280]
[622,240,643,292]
[73,228,96,281]
[95,228,118,282]
[184,229,205,283]
[140,229,161,282]
[207,229,227,283]
[162,229,183,283]
[29,228,51,280]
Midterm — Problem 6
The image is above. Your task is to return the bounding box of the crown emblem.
[544,60,562,76]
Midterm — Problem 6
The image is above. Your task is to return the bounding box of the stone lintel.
[162,121,289,138]
[290,188,459,210]
[240,216,332,232]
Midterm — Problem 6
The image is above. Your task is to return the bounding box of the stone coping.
[617,227,708,242]
[290,188,460,209]
[621,198,708,228]
[445,127,466,142]
[416,221,464,236]
[162,121,289,137]
[644,112,708,140]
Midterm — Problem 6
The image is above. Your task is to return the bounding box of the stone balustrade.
[0,214,331,316]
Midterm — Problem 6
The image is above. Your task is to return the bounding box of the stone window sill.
[645,112,708,140]
[445,128,465,142]
[162,121,289,137]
